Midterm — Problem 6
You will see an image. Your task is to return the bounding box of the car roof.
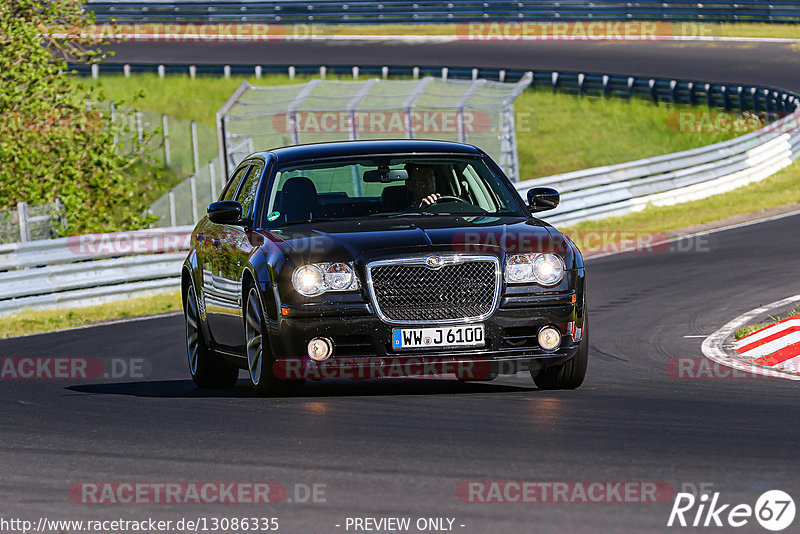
[258,139,485,164]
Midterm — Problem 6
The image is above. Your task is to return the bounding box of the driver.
[404,163,441,209]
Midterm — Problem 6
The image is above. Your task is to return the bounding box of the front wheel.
[532,314,589,390]
[185,287,239,388]
[245,286,304,397]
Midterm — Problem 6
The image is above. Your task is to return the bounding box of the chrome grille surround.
[365,254,502,325]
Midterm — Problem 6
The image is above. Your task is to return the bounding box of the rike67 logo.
[668,490,795,531]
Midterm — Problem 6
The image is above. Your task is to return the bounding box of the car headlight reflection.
[292,262,359,296]
[505,253,565,286]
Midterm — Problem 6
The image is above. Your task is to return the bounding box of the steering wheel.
[426,195,472,206]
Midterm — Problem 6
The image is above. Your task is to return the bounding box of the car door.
[206,160,265,350]
[203,162,251,348]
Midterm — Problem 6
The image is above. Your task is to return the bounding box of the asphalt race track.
[2,40,800,533]
[103,40,800,92]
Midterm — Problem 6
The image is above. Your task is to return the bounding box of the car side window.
[221,165,249,201]
[235,162,264,219]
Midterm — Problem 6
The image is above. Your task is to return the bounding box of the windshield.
[264,156,524,225]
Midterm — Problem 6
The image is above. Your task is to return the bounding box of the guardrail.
[0,227,192,315]
[87,1,800,23]
[515,116,800,225]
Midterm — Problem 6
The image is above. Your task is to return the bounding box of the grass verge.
[735,307,800,340]
[0,291,181,339]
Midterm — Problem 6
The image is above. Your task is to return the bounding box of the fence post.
[162,114,171,167]
[352,66,359,79]
[499,70,506,82]
[54,197,67,231]
[123,64,130,78]
[169,191,177,227]
[224,65,231,79]
[413,66,419,80]
[649,79,658,104]
[382,66,389,79]
[191,121,201,176]
[255,65,262,79]
[209,162,218,201]
[158,64,165,78]
[189,65,196,79]
[320,66,327,79]
[110,101,118,148]
[288,65,295,80]
[17,202,30,243]
[136,111,144,148]
[91,64,99,80]
[190,176,199,224]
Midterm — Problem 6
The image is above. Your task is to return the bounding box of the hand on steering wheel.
[420,194,441,206]
[420,195,471,207]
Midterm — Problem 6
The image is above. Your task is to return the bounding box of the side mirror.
[207,200,243,224]
[527,187,560,213]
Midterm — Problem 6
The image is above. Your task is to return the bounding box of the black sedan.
[182,140,587,395]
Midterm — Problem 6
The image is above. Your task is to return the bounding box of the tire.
[244,286,304,397]
[532,314,589,390]
[185,287,240,388]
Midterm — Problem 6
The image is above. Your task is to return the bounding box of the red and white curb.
[733,316,800,373]
[702,294,800,380]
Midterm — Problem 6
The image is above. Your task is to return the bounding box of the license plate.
[392,325,485,350]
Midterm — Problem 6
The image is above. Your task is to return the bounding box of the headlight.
[505,254,534,283]
[292,262,359,296]
[505,253,565,286]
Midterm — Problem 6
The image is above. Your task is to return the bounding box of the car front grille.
[367,256,500,324]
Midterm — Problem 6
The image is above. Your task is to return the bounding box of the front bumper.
[267,287,585,380]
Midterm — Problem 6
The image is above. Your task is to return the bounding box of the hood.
[257,215,571,265]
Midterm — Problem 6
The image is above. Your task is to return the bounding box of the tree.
[0,0,159,234]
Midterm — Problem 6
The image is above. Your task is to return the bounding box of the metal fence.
[96,100,219,185]
[86,1,800,23]
[216,75,532,180]
[74,62,798,230]
[148,157,226,227]
[0,202,66,245]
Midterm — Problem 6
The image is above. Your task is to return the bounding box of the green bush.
[0,0,162,234]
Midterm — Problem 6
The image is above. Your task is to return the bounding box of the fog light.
[307,337,333,361]
[538,326,561,351]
